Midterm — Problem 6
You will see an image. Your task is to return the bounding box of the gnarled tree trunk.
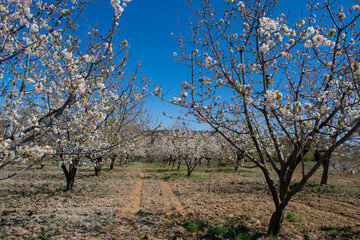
[320,157,330,185]
[61,155,80,191]
[267,203,287,235]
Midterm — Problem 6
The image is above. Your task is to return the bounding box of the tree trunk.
[267,204,286,235]
[177,160,181,172]
[320,157,330,185]
[110,154,117,170]
[206,158,211,166]
[61,163,78,192]
[315,150,330,185]
[234,162,239,171]
[94,165,102,176]
[187,167,192,176]
[94,157,103,176]
[110,161,114,170]
[235,153,244,171]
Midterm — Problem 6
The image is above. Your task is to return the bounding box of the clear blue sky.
[83,0,314,130]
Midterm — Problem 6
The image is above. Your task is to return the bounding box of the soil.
[0,162,359,239]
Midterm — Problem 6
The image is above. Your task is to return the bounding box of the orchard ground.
[0,161,359,239]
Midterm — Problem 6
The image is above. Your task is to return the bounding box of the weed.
[0,233,9,239]
[183,218,255,239]
[321,225,352,238]
[234,232,253,240]
[304,182,319,188]
[329,184,358,196]
[157,168,179,173]
[268,234,284,239]
[206,224,227,237]
[161,174,176,180]
[37,228,63,240]
[205,167,235,173]
[102,188,113,195]
[303,233,310,240]
[225,220,251,236]
[183,219,207,233]
[286,212,301,223]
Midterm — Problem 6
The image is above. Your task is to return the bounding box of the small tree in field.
[167,126,202,176]
[158,0,360,235]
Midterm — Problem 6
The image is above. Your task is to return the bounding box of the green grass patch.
[102,168,113,172]
[161,174,178,181]
[328,184,358,196]
[157,167,180,173]
[286,212,302,223]
[304,182,319,188]
[183,218,256,239]
[205,167,236,173]
[159,171,209,181]
[206,224,227,237]
[102,188,114,195]
[0,232,9,239]
[37,227,63,240]
[183,219,207,233]
[320,225,352,238]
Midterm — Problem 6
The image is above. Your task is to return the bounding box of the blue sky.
[85,0,192,129]
[83,0,312,130]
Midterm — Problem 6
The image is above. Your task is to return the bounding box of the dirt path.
[91,171,144,239]
[160,181,187,217]
[122,172,144,216]
[93,169,187,239]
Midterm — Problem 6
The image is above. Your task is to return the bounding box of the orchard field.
[2,0,360,239]
[1,161,359,240]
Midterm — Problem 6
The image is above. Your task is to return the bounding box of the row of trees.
[151,124,253,176]
[0,0,151,190]
[157,0,360,235]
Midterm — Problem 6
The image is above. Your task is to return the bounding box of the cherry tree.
[0,0,146,190]
[159,0,360,235]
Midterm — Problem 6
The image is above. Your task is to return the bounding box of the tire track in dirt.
[92,169,188,239]
[122,172,144,216]
[91,171,144,239]
[160,181,187,217]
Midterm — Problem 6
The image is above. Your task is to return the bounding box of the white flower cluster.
[259,17,279,32]
[237,1,245,11]
[181,92,188,98]
[18,145,55,160]
[172,97,182,103]
[264,89,282,108]
[204,56,217,68]
[110,0,132,19]
[303,27,334,48]
[61,49,73,61]
[349,108,360,118]
[154,87,162,97]
[199,77,212,85]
